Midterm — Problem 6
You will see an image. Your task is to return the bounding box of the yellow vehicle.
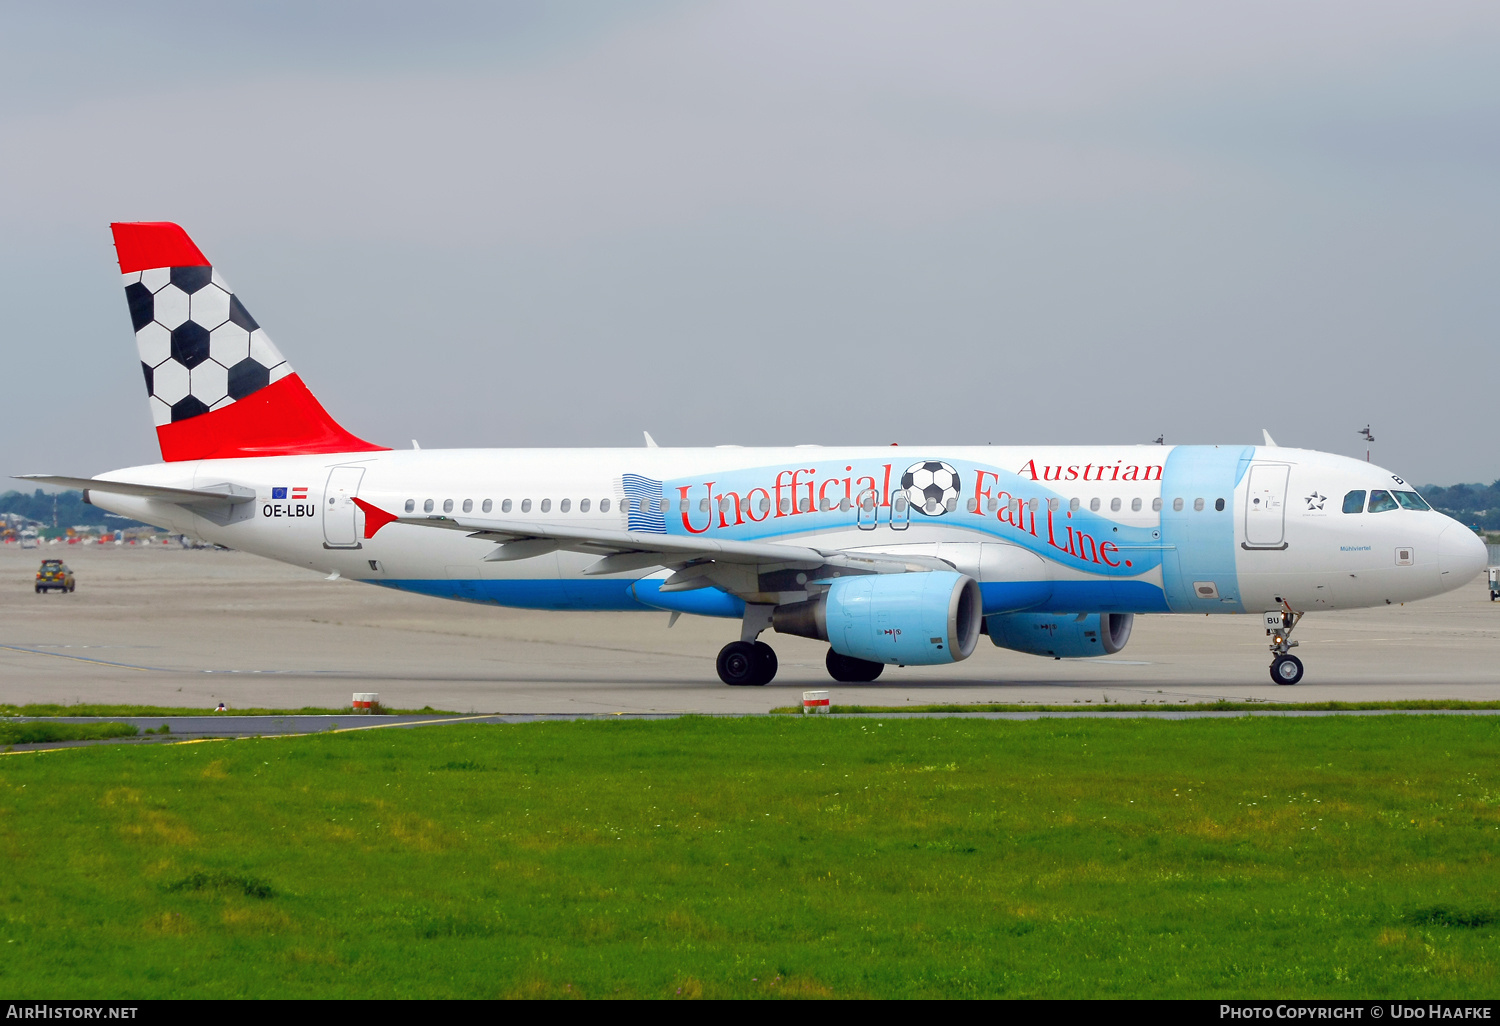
[35,559,75,594]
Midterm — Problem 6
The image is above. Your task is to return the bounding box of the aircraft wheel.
[717,641,764,686]
[753,642,778,686]
[1271,654,1304,686]
[826,648,884,683]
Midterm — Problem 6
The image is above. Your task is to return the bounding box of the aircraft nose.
[1438,520,1487,590]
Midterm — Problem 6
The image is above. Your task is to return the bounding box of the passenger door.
[1243,464,1290,548]
[323,466,366,549]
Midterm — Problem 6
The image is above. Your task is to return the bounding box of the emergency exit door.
[323,466,366,549]
[1244,464,1290,548]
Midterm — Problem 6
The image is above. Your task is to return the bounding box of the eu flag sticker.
[272,487,287,500]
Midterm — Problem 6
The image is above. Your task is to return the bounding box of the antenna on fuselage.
[1261,429,1277,447]
[643,431,659,448]
[1358,425,1374,462]
[1153,434,1165,445]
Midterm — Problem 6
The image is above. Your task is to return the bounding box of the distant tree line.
[0,490,147,531]
[1419,482,1500,531]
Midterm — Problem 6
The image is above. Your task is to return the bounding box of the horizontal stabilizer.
[14,475,254,508]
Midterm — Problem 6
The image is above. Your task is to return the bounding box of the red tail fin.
[112,222,387,462]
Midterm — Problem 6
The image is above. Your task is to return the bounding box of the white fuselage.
[83,443,1486,619]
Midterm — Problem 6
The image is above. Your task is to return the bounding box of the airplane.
[21,222,1488,687]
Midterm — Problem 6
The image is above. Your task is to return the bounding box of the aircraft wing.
[353,499,951,585]
[14,475,256,509]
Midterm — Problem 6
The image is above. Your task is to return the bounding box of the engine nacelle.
[773,571,983,665]
[985,612,1134,658]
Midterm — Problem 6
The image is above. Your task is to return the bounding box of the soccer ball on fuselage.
[901,460,960,516]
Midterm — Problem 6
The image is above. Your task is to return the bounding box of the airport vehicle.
[35,559,74,594]
[1489,566,1498,601]
[21,223,1489,686]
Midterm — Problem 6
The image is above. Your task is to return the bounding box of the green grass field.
[771,700,1500,714]
[0,704,452,718]
[0,721,137,746]
[1,716,1497,998]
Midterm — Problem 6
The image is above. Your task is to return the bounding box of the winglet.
[352,497,399,539]
[1262,429,1278,447]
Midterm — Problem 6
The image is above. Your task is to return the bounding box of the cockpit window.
[1367,489,1398,513]
[1342,490,1365,514]
[1393,491,1431,511]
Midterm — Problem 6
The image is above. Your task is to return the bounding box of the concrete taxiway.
[1,546,1496,714]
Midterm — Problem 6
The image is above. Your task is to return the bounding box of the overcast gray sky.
[2,1,1497,484]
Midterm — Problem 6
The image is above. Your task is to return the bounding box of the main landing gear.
[1267,601,1305,685]
[716,641,778,686]
[826,649,883,683]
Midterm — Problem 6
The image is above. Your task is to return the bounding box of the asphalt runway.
[1,545,1496,714]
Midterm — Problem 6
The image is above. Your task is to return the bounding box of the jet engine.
[984,612,1134,658]
[773,571,982,665]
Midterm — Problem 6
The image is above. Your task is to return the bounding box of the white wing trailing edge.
[351,499,954,597]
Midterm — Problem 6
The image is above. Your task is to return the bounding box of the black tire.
[1271,654,1304,685]
[826,648,884,683]
[753,642,778,686]
[716,641,763,686]
[34,586,41,594]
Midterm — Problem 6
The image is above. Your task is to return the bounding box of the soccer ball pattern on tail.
[124,265,292,426]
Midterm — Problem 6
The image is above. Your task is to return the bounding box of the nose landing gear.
[1267,602,1305,685]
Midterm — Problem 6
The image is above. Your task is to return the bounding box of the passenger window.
[760,498,772,514]
[1342,490,1365,513]
[1215,498,1225,512]
[1069,498,1079,512]
[541,499,552,513]
[443,499,454,513]
[1110,498,1121,512]
[800,499,813,513]
[598,498,608,512]
[482,499,492,513]
[501,499,512,513]
[679,499,689,512]
[560,498,571,513]
[1394,491,1430,511]
[659,499,670,513]
[404,499,415,513]
[580,498,590,513]
[423,499,434,513]
[462,499,472,513]
[1193,498,1205,511]
[521,499,531,513]
[946,497,958,512]
[1090,498,1101,512]
[1048,498,1059,512]
[1131,497,1142,512]
[696,498,707,513]
[1029,498,1039,512]
[1172,498,1183,512]
[1367,489,1398,513]
[1151,497,1162,512]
